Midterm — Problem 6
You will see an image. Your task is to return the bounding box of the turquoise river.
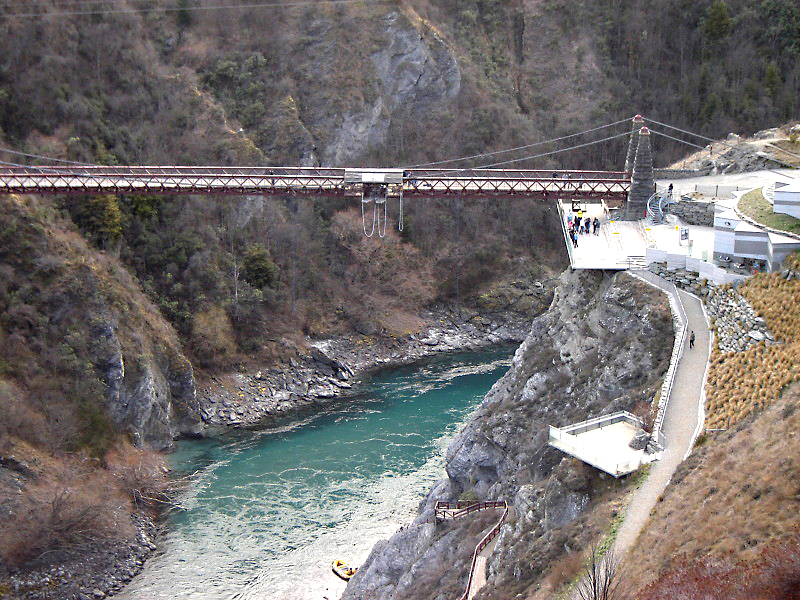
[117,347,514,600]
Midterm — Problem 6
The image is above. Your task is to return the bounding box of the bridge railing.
[434,500,507,520]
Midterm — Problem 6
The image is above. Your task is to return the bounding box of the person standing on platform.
[593,217,600,235]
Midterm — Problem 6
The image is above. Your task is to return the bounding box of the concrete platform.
[549,412,649,477]
[559,200,716,269]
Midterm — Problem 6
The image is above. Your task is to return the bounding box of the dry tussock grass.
[705,253,800,429]
[636,532,800,600]
[105,440,172,509]
[622,383,800,593]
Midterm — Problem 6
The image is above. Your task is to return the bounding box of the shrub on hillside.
[0,380,49,450]
[105,441,172,509]
[0,462,134,567]
[190,304,238,367]
[636,532,800,600]
[242,243,278,289]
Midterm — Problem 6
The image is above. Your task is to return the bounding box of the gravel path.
[613,287,710,554]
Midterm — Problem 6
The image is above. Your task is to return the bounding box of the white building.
[713,194,800,272]
[774,180,800,219]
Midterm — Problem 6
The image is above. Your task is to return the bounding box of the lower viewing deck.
[548,411,657,477]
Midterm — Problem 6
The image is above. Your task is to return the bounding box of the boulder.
[629,428,651,450]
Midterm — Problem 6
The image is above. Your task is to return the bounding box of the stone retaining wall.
[653,168,708,179]
[645,262,773,354]
[668,200,715,227]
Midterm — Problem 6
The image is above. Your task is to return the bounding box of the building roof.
[774,180,800,194]
[715,208,739,223]
[768,231,800,246]
[734,221,766,234]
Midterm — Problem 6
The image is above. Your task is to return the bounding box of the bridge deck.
[0,166,629,199]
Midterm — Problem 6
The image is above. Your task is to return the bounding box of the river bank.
[196,278,554,430]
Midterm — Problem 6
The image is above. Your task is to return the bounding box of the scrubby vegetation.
[0,441,170,568]
[624,383,800,597]
[738,188,800,234]
[636,533,800,600]
[0,195,186,566]
[705,253,800,429]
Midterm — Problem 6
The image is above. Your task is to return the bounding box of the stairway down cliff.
[341,268,675,600]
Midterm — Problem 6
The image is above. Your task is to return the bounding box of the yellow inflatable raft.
[331,559,358,581]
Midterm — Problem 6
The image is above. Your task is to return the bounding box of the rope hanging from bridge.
[360,188,388,238]
[397,189,404,233]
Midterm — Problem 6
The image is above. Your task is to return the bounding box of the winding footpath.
[613,279,711,554]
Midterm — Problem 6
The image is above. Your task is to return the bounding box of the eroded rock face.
[342,269,674,600]
[93,318,202,450]
[325,11,460,165]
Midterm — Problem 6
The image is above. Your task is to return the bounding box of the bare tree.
[575,543,626,600]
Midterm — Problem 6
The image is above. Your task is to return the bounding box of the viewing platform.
[558,199,716,271]
[548,411,660,477]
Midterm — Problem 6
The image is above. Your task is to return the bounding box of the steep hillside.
[0,195,202,452]
[624,384,800,599]
[3,1,798,169]
[0,194,204,591]
[342,269,674,600]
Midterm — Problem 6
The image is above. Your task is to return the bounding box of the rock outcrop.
[0,196,202,451]
[342,269,675,600]
[324,10,460,165]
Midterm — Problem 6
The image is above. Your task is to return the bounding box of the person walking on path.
[689,330,695,349]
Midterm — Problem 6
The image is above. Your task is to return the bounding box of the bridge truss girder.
[0,166,630,201]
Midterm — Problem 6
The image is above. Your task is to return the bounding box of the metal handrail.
[455,501,508,600]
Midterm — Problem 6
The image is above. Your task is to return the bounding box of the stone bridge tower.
[625,116,654,220]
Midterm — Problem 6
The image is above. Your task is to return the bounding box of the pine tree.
[704,0,732,42]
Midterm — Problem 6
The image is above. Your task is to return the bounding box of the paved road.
[656,168,798,198]
[613,288,709,554]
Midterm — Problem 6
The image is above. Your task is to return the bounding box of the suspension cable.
[645,118,799,178]
[2,0,389,18]
[0,146,95,165]
[406,117,632,169]
[474,130,632,170]
[647,129,706,150]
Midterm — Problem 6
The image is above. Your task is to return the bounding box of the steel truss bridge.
[0,166,630,201]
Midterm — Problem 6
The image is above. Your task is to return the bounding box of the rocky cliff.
[325,9,461,165]
[341,268,675,600]
[0,195,202,452]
